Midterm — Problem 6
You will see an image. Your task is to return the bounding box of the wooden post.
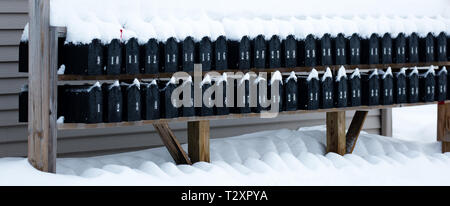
[188,120,211,163]
[28,0,57,173]
[153,123,192,165]
[326,111,346,155]
[438,103,450,153]
[381,109,393,137]
[346,111,369,154]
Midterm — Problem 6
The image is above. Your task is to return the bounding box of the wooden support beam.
[28,0,57,173]
[381,109,393,137]
[438,103,450,153]
[188,120,211,163]
[153,123,192,165]
[326,111,346,155]
[346,111,369,154]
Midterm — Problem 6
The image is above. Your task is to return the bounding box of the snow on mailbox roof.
[48,0,450,44]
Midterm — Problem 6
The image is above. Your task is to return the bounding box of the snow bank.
[46,0,450,43]
[1,125,449,186]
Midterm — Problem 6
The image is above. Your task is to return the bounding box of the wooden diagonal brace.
[346,111,369,154]
[153,123,192,165]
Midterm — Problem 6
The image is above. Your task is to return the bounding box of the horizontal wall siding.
[0,0,386,158]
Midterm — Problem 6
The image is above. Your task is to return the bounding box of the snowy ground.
[1,105,449,186]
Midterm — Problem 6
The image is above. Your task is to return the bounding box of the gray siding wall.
[0,0,385,158]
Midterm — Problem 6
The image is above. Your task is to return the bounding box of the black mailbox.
[141,80,161,120]
[181,37,195,72]
[348,69,361,107]
[321,68,334,109]
[283,35,297,68]
[299,69,320,110]
[334,33,347,65]
[394,33,407,64]
[102,81,123,123]
[215,36,228,71]
[141,38,160,74]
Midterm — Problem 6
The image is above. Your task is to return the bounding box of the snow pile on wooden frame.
[48,0,450,44]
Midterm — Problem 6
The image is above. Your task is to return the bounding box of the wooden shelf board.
[57,62,450,81]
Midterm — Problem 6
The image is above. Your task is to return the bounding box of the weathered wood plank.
[28,0,56,173]
[58,63,450,81]
[153,123,192,165]
[438,103,450,154]
[443,142,450,153]
[381,109,393,137]
[188,120,210,163]
[346,111,369,154]
[327,111,346,155]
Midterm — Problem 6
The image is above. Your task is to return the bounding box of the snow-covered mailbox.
[64,39,104,75]
[65,83,103,124]
[19,40,28,73]
[253,76,268,113]
[120,80,141,122]
[268,35,281,68]
[106,39,122,75]
[407,33,419,63]
[214,36,228,70]
[198,37,213,71]
[420,33,435,63]
[378,68,394,105]
[299,69,320,110]
[334,33,347,65]
[349,34,361,65]
[141,38,160,74]
[181,37,195,72]
[320,68,334,109]
[348,69,361,107]
[436,32,447,62]
[435,67,447,102]
[361,69,380,106]
[394,68,408,104]
[253,35,267,69]
[319,34,333,66]
[284,72,298,111]
[394,33,407,64]
[19,85,28,123]
[407,67,420,103]
[197,75,215,116]
[181,78,195,117]
[419,67,436,102]
[334,67,348,108]
[283,35,297,68]
[300,34,317,67]
[381,34,393,64]
[124,38,140,74]
[235,74,251,114]
[214,74,229,115]
[101,81,123,123]
[164,37,179,73]
[160,78,179,119]
[269,71,284,112]
[141,80,161,120]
